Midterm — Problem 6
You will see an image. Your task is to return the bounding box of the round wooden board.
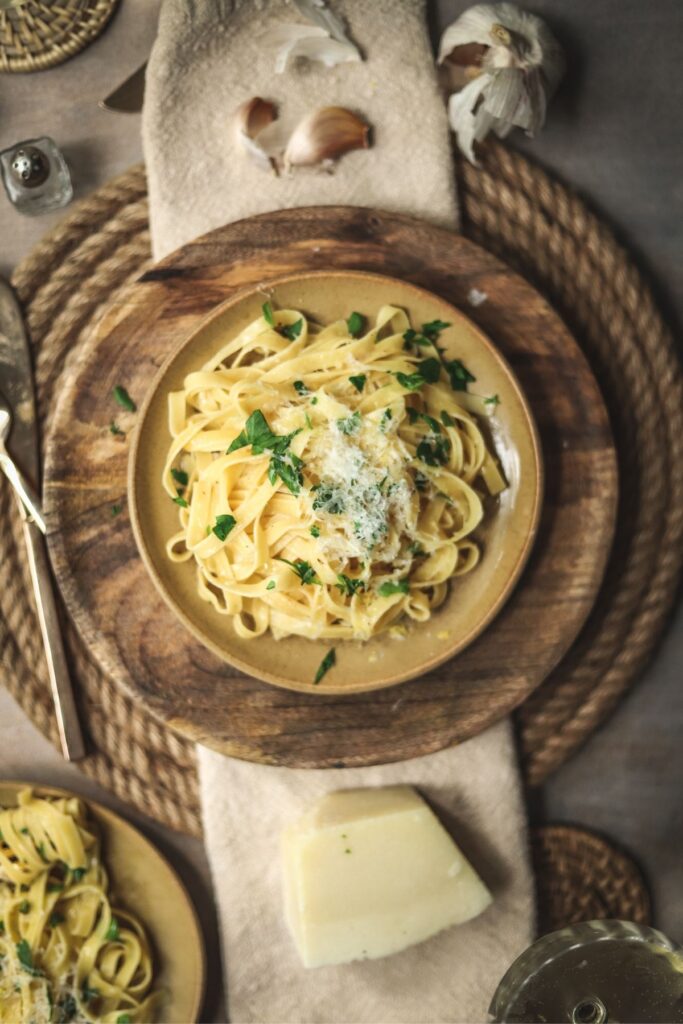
[44,207,617,767]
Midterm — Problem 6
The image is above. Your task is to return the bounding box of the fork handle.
[19,507,86,761]
[0,444,46,533]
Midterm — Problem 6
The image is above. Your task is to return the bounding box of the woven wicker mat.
[1,143,682,854]
[0,0,119,73]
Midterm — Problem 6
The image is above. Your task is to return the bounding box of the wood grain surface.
[43,207,617,767]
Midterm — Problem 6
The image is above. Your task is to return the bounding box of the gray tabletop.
[0,2,681,1019]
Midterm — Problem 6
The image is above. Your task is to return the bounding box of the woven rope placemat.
[0,0,119,73]
[1,143,682,843]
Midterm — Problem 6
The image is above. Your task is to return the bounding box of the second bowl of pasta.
[129,271,542,694]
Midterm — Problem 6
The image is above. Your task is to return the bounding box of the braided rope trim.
[0,0,119,73]
[1,148,681,842]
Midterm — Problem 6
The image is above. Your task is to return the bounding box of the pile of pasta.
[164,304,506,643]
[0,789,159,1023]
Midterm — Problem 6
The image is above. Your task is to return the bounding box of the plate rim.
[0,779,206,1024]
[128,268,544,694]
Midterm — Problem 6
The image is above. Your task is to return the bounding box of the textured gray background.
[0,1,681,1019]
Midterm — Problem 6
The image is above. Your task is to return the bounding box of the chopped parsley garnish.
[484,394,500,406]
[346,312,365,337]
[310,525,320,538]
[293,380,309,396]
[403,320,450,350]
[276,558,321,586]
[47,883,63,893]
[445,359,476,392]
[407,407,442,433]
[111,504,122,517]
[441,410,456,427]
[395,357,441,391]
[212,514,237,541]
[105,917,120,941]
[49,912,65,928]
[117,1016,132,1024]
[82,980,99,1003]
[55,995,77,1023]
[281,317,303,341]
[378,579,410,597]
[409,541,426,556]
[335,574,366,598]
[20,827,29,835]
[421,319,451,340]
[266,580,276,590]
[349,374,366,392]
[314,648,336,685]
[305,412,313,429]
[16,939,42,977]
[311,396,318,405]
[228,410,304,494]
[417,434,451,466]
[172,495,188,508]
[112,385,136,412]
[71,867,86,883]
[0,920,4,934]
[312,483,345,514]
[109,421,124,436]
[337,411,361,435]
[18,900,30,914]
[171,468,189,487]
[262,301,275,326]
[380,408,393,432]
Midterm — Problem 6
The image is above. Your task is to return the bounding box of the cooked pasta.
[163,304,506,642]
[0,789,160,1024]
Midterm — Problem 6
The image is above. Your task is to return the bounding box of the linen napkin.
[143,1,535,1020]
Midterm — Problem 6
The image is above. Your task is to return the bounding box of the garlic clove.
[234,97,279,174]
[283,107,370,169]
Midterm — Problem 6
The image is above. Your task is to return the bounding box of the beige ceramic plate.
[0,781,205,1024]
[130,270,542,695]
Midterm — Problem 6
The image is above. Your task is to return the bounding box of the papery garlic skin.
[234,97,279,174]
[284,107,370,170]
[439,2,564,164]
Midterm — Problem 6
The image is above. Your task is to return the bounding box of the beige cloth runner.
[143,1,534,1020]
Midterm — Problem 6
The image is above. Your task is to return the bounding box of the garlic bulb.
[284,107,370,169]
[234,97,278,173]
[439,3,564,163]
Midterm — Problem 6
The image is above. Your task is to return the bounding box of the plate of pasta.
[0,783,204,1023]
[130,270,542,694]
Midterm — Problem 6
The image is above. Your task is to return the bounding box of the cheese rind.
[282,785,492,968]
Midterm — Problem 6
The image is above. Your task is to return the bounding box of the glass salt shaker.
[489,920,683,1023]
[0,137,73,216]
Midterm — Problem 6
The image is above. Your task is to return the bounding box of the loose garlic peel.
[260,0,361,73]
[284,106,370,169]
[439,2,564,164]
[234,97,278,173]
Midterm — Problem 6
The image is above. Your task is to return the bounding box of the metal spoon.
[0,391,46,533]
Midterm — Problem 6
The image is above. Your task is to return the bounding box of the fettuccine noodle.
[0,789,160,1023]
[164,304,506,644]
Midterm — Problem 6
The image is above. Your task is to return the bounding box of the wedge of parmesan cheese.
[281,785,492,968]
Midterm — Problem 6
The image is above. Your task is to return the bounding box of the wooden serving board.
[44,208,617,767]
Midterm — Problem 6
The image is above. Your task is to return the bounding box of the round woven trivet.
[1,142,682,842]
[531,825,651,933]
[0,0,119,73]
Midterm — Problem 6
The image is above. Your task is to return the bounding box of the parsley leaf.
[349,374,366,392]
[337,411,361,435]
[172,495,188,508]
[395,371,424,391]
[314,648,336,685]
[335,574,365,598]
[440,410,456,427]
[212,514,236,541]
[281,318,303,341]
[262,301,275,326]
[171,468,189,487]
[109,420,124,436]
[266,580,276,591]
[417,434,451,466]
[395,357,441,391]
[378,579,410,597]
[484,394,500,406]
[227,410,299,457]
[16,939,42,977]
[276,558,321,586]
[445,359,476,392]
[105,917,120,941]
[380,408,393,432]
[268,451,304,494]
[116,1017,132,1024]
[421,319,450,340]
[311,483,345,514]
[18,900,30,914]
[111,504,122,517]
[346,312,365,337]
[310,525,320,538]
[82,980,99,1003]
[71,867,86,882]
[112,385,136,412]
[293,380,309,396]
[49,911,65,928]
[407,407,442,433]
